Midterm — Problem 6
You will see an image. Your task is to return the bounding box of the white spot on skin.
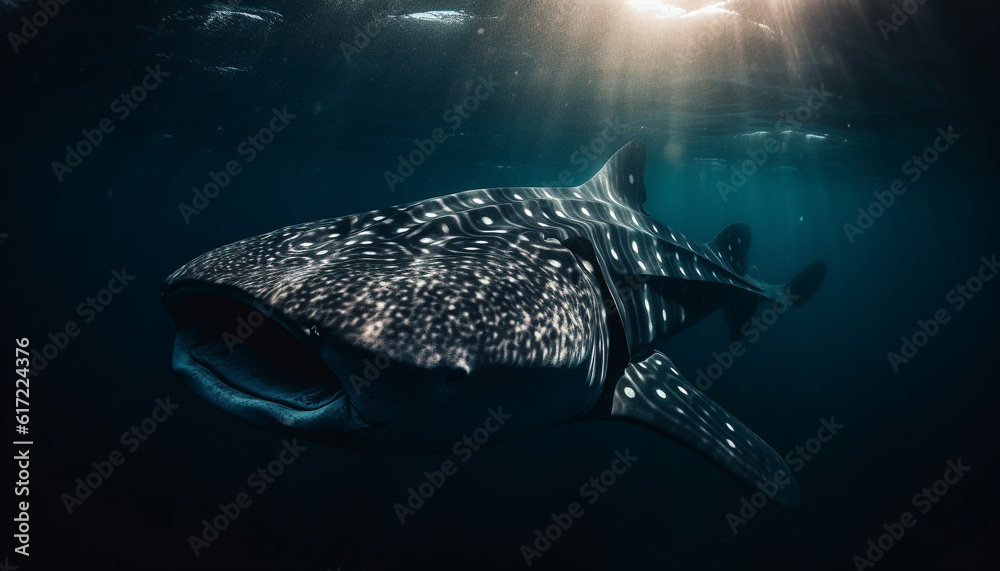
[655,389,666,398]
[632,241,639,253]
[678,386,688,395]
[524,208,533,217]
[726,439,737,448]
[513,193,524,200]
[581,207,591,217]
[473,198,484,204]
[549,259,562,268]
[624,387,636,398]
[629,174,634,184]
[610,248,619,260]
[726,422,735,431]
[481,216,493,225]
[581,260,594,272]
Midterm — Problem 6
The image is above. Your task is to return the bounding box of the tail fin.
[724,261,827,342]
[784,261,827,308]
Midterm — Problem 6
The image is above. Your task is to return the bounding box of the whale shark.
[161,140,825,508]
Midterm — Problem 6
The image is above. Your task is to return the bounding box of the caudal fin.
[784,261,827,308]
[724,260,827,342]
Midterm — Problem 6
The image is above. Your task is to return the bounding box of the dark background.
[2,0,998,569]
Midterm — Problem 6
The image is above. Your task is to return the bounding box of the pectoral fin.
[607,351,799,508]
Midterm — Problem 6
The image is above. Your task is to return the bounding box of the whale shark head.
[161,219,611,451]
[162,140,825,507]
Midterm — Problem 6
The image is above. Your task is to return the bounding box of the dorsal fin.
[577,140,647,212]
[707,222,751,275]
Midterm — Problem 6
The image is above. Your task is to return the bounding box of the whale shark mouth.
[164,290,347,417]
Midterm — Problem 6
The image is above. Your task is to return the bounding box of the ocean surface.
[1,1,998,570]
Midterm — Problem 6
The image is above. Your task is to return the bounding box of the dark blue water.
[2,1,998,569]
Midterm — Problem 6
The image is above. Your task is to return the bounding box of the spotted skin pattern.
[162,140,820,505]
[613,351,799,508]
